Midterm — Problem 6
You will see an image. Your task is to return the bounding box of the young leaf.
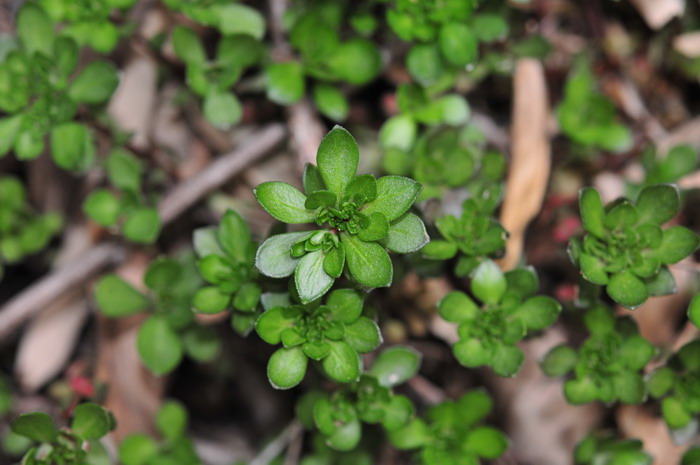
[95,275,149,317]
[267,346,308,389]
[636,184,679,225]
[123,207,161,244]
[357,212,389,242]
[313,83,349,122]
[406,44,443,86]
[71,403,112,439]
[193,227,225,258]
[381,212,429,254]
[607,271,648,310]
[172,26,206,64]
[218,4,266,39]
[256,307,297,344]
[51,123,95,171]
[316,126,360,196]
[438,291,479,323]
[369,346,421,387]
[156,400,188,441]
[295,249,334,303]
[266,62,305,105]
[17,3,53,57]
[68,61,119,104]
[471,259,506,305]
[492,344,524,377]
[233,282,261,311]
[540,344,577,377]
[361,176,421,222]
[323,245,345,278]
[327,289,363,323]
[322,340,361,383]
[654,226,699,265]
[255,231,311,278]
[106,150,142,193]
[303,164,326,194]
[203,89,242,130]
[84,189,121,226]
[192,286,230,314]
[439,22,478,66]
[11,412,56,443]
[137,316,183,375]
[0,115,24,156]
[513,296,561,331]
[344,317,381,353]
[379,115,416,152]
[218,209,251,264]
[254,182,316,224]
[464,427,508,459]
[327,38,382,85]
[421,240,458,260]
[119,434,158,465]
[341,232,392,288]
[388,418,431,450]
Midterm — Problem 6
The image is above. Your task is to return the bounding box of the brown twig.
[0,124,286,342]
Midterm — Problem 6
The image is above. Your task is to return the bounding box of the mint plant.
[0,176,62,279]
[10,403,114,465]
[83,149,161,244]
[389,389,508,465]
[95,254,220,375]
[569,184,699,309]
[297,346,421,450]
[0,2,118,168]
[438,261,561,376]
[255,289,381,389]
[254,126,429,303]
[541,305,656,404]
[192,209,262,335]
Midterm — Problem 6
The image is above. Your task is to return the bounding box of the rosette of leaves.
[171,24,264,129]
[379,85,471,165]
[386,0,508,88]
[540,305,656,404]
[557,61,631,153]
[0,176,62,278]
[422,198,507,276]
[10,403,115,465]
[296,346,421,451]
[438,261,561,376]
[574,434,652,465]
[95,254,221,375]
[118,400,202,465]
[388,389,509,465]
[254,126,429,303]
[39,0,136,52]
[569,184,699,309]
[0,2,118,168]
[83,149,161,244]
[191,209,262,335]
[266,3,382,120]
[255,288,382,389]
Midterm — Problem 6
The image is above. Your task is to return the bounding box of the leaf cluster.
[574,433,652,465]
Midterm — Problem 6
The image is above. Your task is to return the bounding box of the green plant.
[541,305,656,404]
[94,253,220,375]
[192,209,262,334]
[10,403,114,464]
[388,389,508,465]
[574,433,652,465]
[438,261,561,376]
[569,184,699,309]
[254,126,429,303]
[0,2,118,168]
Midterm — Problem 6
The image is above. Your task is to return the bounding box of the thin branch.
[0,124,286,342]
[249,420,303,465]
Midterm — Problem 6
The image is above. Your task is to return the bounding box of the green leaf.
[256,306,298,344]
[183,326,220,362]
[579,187,606,238]
[607,271,649,310]
[492,344,524,377]
[439,22,478,66]
[540,344,577,376]
[473,14,509,42]
[123,207,161,244]
[619,334,656,370]
[381,395,414,431]
[344,174,378,204]
[11,412,56,443]
[316,126,360,196]
[379,115,416,152]
[662,397,692,429]
[137,316,183,375]
[370,346,421,387]
[327,39,381,85]
[644,266,677,296]
[217,34,262,69]
[51,123,95,171]
[407,44,443,86]
[323,245,345,278]
[647,367,675,398]
[313,84,349,122]
[453,337,490,368]
[381,213,429,254]
[614,372,646,404]
[636,184,680,225]
[233,282,261,312]
[192,286,230,314]
[422,240,458,260]
[358,212,389,242]
[295,249,334,304]
[361,176,421,222]
[464,427,508,459]
[688,294,700,330]
[327,289,363,324]
[303,163,326,194]
[193,227,225,258]
[266,62,305,105]
[513,296,561,331]
[305,190,337,210]
[15,131,45,161]
[71,403,112,439]
[579,252,609,285]
[341,232,392,288]
[95,275,149,318]
[439,291,479,323]
[217,4,266,39]
[564,377,598,404]
[267,346,308,389]
[344,317,381,353]
[172,26,206,64]
[254,182,315,224]
[68,61,119,104]
[218,209,251,264]
[471,259,506,305]
[322,341,360,383]
[156,400,187,441]
[437,94,470,126]
[197,252,233,284]
[256,231,311,278]
[17,3,53,56]
[84,189,121,226]
[106,149,142,193]
[0,115,24,156]
[457,390,494,426]
[388,418,431,450]
[203,89,242,130]
[118,434,158,465]
[655,226,699,265]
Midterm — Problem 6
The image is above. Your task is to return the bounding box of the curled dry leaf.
[498,59,551,271]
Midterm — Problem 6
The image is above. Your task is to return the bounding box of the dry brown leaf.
[631,0,684,30]
[617,405,686,465]
[498,59,551,270]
